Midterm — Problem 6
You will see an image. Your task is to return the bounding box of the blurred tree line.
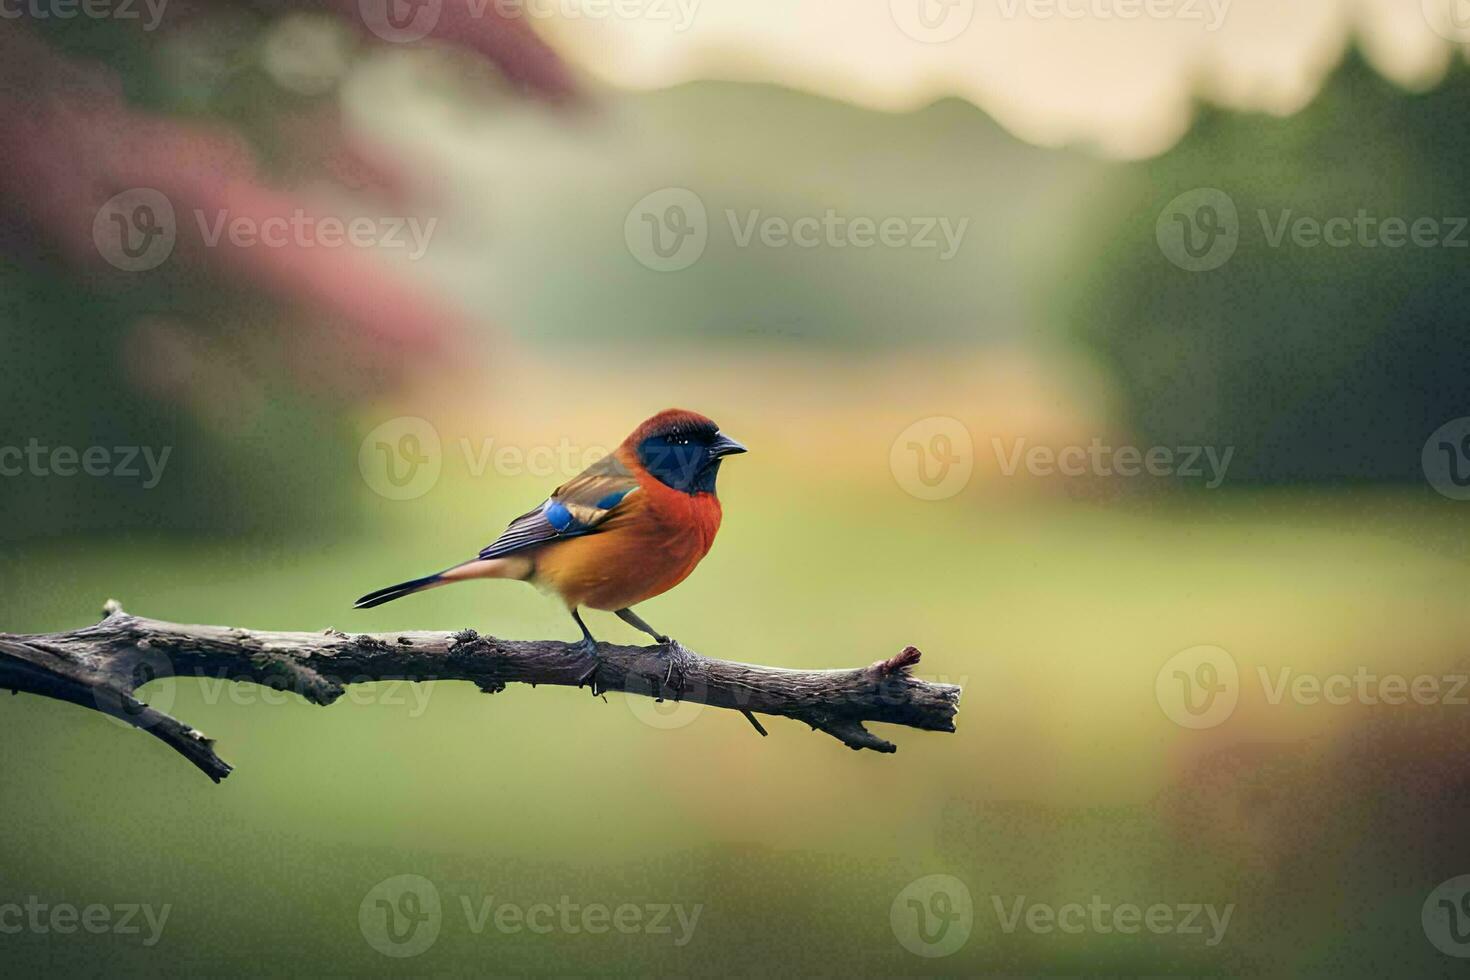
[1054,48,1470,483]
[2,28,1459,547]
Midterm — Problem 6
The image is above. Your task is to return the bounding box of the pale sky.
[533,0,1466,157]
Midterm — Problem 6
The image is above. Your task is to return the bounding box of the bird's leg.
[569,608,602,693]
[615,607,670,645]
[617,607,684,691]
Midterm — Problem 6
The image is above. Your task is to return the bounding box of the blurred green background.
[4,6,1470,977]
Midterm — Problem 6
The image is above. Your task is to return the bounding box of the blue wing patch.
[544,500,576,531]
[475,454,640,561]
[595,488,635,510]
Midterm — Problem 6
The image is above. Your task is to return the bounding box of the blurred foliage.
[5,28,1465,552]
[0,18,459,543]
[0,254,353,539]
[1054,48,1470,483]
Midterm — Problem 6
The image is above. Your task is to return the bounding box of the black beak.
[709,432,748,459]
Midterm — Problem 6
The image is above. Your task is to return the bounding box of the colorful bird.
[354,409,746,684]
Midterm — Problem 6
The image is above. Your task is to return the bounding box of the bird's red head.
[625,409,747,495]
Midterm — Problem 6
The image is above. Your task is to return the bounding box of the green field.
[3,465,1466,974]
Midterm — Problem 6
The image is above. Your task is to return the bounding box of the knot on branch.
[448,628,499,665]
[869,645,923,677]
[448,628,510,694]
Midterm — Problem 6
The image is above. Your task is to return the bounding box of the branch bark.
[0,601,962,782]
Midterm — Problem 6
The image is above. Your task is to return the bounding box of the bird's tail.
[354,557,531,609]
[354,572,448,609]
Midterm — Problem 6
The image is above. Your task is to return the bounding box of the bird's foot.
[652,637,690,700]
[574,637,603,695]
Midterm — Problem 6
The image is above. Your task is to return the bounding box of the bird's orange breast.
[528,456,723,611]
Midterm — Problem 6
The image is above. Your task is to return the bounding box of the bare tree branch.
[0,601,962,782]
